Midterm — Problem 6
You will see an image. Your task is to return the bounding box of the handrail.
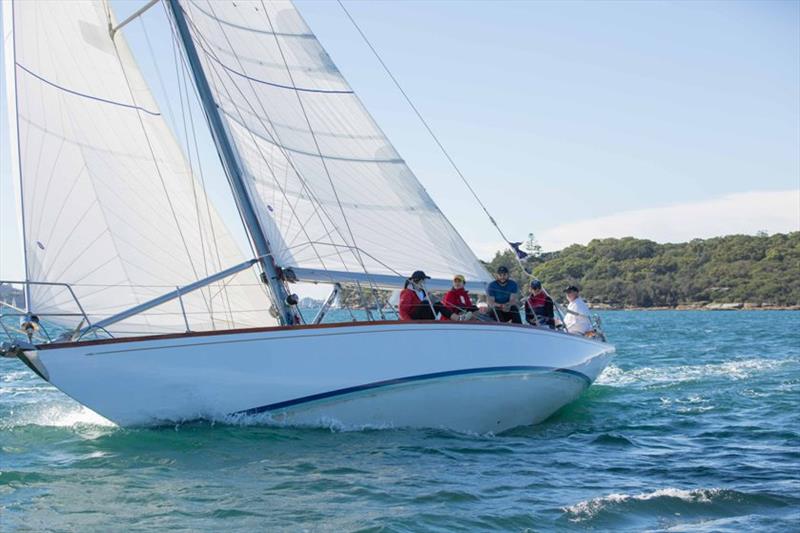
[80,258,259,338]
[0,280,93,339]
[2,259,260,343]
[0,279,91,325]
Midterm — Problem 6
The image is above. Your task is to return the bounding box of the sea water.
[1,311,798,531]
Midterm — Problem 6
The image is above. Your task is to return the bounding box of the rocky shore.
[589,302,800,311]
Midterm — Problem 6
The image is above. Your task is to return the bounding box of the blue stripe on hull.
[232,366,591,416]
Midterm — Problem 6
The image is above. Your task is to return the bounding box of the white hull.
[21,322,614,433]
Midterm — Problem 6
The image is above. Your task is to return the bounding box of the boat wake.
[596,357,793,388]
[219,411,417,433]
[2,401,115,430]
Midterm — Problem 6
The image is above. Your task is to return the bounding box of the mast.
[2,1,31,311]
[165,0,293,325]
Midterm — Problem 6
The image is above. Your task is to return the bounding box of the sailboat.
[0,0,614,433]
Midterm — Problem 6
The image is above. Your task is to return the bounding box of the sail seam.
[219,109,402,163]
[180,3,353,286]
[200,51,354,94]
[336,1,502,277]
[261,3,376,303]
[16,63,161,117]
[186,0,315,40]
[259,3,380,315]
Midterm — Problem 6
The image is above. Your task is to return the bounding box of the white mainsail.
[3,1,277,335]
[173,0,491,284]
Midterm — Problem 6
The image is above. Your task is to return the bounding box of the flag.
[509,242,528,259]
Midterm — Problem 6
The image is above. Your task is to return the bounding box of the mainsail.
[171,0,491,284]
[3,1,277,335]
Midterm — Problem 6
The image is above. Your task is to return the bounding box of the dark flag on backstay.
[509,242,528,259]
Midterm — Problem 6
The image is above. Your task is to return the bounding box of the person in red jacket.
[524,279,555,328]
[399,270,455,321]
[440,274,479,320]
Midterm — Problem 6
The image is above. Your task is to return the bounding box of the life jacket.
[526,291,554,326]
[399,288,424,321]
[527,291,548,310]
[440,287,474,320]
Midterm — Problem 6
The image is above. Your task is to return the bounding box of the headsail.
[171,0,491,284]
[3,0,277,335]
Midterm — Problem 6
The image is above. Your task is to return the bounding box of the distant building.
[0,283,25,309]
[298,297,324,310]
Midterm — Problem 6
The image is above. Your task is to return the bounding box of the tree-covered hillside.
[484,232,800,308]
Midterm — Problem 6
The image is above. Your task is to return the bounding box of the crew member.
[564,285,592,334]
[486,266,521,323]
[441,274,478,321]
[399,271,455,321]
[525,279,555,328]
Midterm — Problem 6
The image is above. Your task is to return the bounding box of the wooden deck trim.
[36,319,536,350]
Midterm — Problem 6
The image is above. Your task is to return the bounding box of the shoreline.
[590,303,800,311]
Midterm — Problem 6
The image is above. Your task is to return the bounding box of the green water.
[1,311,799,531]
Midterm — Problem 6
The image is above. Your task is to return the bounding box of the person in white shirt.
[564,285,593,335]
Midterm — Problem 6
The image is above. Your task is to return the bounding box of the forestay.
[3,1,277,335]
[173,0,491,284]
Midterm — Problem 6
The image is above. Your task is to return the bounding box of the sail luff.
[179,6,361,281]
[166,0,292,325]
[2,0,31,310]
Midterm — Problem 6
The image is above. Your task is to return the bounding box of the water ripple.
[1,310,798,531]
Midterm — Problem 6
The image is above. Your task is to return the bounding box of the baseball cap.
[410,270,431,281]
[530,279,542,289]
[497,266,509,274]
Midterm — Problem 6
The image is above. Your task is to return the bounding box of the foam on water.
[563,487,724,521]
[596,357,791,388]
[561,486,795,528]
[2,401,115,430]
[220,411,411,433]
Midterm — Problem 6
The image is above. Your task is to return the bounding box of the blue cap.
[530,279,542,289]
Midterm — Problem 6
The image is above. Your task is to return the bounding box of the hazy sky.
[2,0,799,281]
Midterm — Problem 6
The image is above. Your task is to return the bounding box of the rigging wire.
[165,17,218,327]
[139,16,177,129]
[179,55,239,328]
[104,1,217,325]
[336,0,528,272]
[173,4,366,321]
[164,9,277,328]
[260,2,385,316]
[167,7,342,322]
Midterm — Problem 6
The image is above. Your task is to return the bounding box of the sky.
[2,0,799,283]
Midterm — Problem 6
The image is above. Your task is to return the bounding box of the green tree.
[485,232,800,308]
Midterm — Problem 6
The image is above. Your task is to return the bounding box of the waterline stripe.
[233,366,591,416]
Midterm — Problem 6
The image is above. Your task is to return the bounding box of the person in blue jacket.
[486,266,521,323]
